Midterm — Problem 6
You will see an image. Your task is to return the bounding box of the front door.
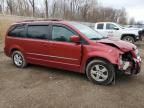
[105,23,118,38]
[48,25,82,71]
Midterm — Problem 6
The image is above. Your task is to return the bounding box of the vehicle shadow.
[27,64,135,85]
[28,64,88,81]
[115,73,134,84]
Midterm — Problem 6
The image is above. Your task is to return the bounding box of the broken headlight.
[134,49,141,60]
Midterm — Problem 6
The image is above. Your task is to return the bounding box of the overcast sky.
[98,0,144,22]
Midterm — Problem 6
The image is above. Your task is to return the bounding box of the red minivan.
[4,20,141,85]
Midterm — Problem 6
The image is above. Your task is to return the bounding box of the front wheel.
[86,59,114,85]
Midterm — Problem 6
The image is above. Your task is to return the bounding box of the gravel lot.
[0,41,144,108]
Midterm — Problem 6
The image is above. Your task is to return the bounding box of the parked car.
[125,24,144,40]
[94,22,141,43]
[4,20,141,85]
[126,24,144,29]
[139,29,144,40]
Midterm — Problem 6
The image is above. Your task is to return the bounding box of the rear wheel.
[122,36,135,43]
[86,59,114,85]
[12,51,27,68]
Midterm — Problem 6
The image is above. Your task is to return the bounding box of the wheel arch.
[82,56,117,74]
[86,56,111,66]
[10,48,20,55]
[121,34,136,41]
[10,47,25,57]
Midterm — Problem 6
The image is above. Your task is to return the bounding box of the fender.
[87,51,120,64]
[80,48,123,73]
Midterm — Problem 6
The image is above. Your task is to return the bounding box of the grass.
[0,16,19,41]
[0,15,32,41]
[0,14,93,41]
[0,19,13,41]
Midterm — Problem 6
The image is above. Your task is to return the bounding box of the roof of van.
[13,19,64,25]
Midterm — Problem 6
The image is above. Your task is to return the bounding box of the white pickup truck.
[94,22,141,43]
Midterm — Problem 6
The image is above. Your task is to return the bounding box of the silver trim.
[90,64,108,82]
[27,53,78,61]
[27,57,80,67]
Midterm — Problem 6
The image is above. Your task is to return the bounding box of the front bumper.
[136,35,142,41]
[131,58,141,74]
[132,49,141,74]
[119,57,141,75]
[137,29,144,41]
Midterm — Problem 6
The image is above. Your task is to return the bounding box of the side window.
[97,24,104,29]
[106,24,117,30]
[52,26,74,42]
[27,25,49,39]
[8,25,26,37]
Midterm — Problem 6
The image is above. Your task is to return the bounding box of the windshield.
[69,22,106,40]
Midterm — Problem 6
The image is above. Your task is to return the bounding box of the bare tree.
[45,0,48,18]
[51,0,57,18]
[6,0,13,14]
[129,18,135,25]
[2,0,129,24]
[117,8,127,24]
[0,0,4,13]
[0,5,2,13]
[28,0,35,17]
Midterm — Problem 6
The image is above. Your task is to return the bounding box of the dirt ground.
[0,41,144,108]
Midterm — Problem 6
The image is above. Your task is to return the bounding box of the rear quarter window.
[8,25,26,37]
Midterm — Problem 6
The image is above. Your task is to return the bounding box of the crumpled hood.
[97,38,136,52]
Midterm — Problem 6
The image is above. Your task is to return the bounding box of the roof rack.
[17,18,63,23]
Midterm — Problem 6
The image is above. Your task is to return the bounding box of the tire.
[11,51,27,68]
[86,59,115,85]
[122,36,135,43]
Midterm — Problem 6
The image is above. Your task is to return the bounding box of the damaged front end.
[119,49,141,75]
[97,38,141,75]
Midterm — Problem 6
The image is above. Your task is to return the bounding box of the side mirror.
[70,35,80,43]
[113,27,119,30]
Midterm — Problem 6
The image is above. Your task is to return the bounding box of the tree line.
[0,0,132,24]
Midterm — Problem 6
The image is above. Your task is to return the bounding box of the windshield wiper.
[90,37,108,40]
[102,37,108,39]
[90,38,101,40]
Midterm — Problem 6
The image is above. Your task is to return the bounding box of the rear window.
[97,24,104,29]
[8,25,26,37]
[27,25,49,39]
